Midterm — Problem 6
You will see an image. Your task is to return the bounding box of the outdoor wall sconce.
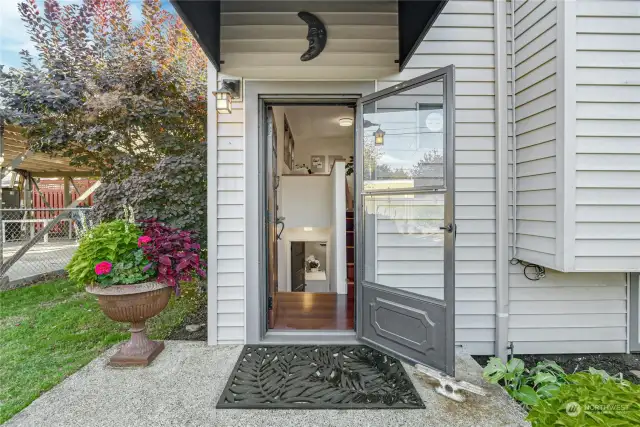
[375,127,385,145]
[214,79,241,114]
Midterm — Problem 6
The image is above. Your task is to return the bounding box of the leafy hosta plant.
[66,220,141,285]
[527,372,640,426]
[138,219,206,295]
[483,357,567,408]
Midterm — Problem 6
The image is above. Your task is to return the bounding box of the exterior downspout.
[510,1,518,262]
[494,0,510,361]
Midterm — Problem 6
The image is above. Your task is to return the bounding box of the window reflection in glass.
[362,78,445,191]
[362,193,445,298]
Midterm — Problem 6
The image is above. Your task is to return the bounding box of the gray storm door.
[355,65,456,376]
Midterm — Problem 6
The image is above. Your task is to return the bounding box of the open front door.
[355,66,455,376]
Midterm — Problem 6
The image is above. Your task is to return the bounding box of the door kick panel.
[370,298,437,353]
[361,282,447,372]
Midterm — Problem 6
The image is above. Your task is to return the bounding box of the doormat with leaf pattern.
[216,345,425,409]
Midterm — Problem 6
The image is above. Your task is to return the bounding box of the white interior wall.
[331,161,347,295]
[281,175,332,228]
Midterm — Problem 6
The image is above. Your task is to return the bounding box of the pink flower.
[138,236,152,247]
[95,261,112,276]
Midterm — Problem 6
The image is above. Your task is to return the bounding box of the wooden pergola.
[1,124,96,178]
[0,123,101,281]
[0,124,99,209]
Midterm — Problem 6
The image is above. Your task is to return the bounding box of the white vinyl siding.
[378,0,498,356]
[505,0,629,355]
[508,267,627,353]
[513,0,558,269]
[573,0,640,272]
[219,1,398,79]
[204,0,632,354]
[216,100,245,344]
[210,0,499,353]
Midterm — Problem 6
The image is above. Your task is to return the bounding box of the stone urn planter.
[86,282,171,367]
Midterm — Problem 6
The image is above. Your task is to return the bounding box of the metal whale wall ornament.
[298,11,327,61]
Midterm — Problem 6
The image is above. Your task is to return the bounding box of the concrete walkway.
[6,342,529,427]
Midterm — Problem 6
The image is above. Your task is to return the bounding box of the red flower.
[95,261,112,275]
[138,235,152,247]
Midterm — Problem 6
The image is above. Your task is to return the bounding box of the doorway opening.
[254,68,455,374]
[265,104,356,331]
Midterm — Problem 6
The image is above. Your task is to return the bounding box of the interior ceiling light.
[339,118,353,127]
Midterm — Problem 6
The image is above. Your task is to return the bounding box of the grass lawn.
[0,279,205,424]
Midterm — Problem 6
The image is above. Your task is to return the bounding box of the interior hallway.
[272,292,354,330]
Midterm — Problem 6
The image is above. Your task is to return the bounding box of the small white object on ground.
[185,324,202,332]
[415,364,487,403]
[630,370,640,379]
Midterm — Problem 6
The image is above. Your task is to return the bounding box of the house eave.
[171,0,448,73]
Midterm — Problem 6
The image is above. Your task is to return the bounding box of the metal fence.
[0,208,98,288]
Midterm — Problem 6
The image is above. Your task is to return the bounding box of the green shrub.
[92,146,207,245]
[66,220,141,285]
[483,357,567,408]
[527,372,640,426]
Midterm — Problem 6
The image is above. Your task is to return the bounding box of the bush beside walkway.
[0,279,204,424]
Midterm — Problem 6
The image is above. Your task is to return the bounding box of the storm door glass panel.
[363,193,445,299]
[362,79,445,192]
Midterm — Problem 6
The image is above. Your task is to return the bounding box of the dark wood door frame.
[266,108,279,328]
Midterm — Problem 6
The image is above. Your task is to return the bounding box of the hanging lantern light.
[213,79,241,114]
[374,126,385,145]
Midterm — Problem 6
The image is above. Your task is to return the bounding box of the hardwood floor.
[272,292,354,330]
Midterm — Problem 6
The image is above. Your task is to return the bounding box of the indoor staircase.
[346,210,355,303]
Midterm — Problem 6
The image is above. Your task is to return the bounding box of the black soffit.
[170,0,449,73]
[171,0,221,71]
